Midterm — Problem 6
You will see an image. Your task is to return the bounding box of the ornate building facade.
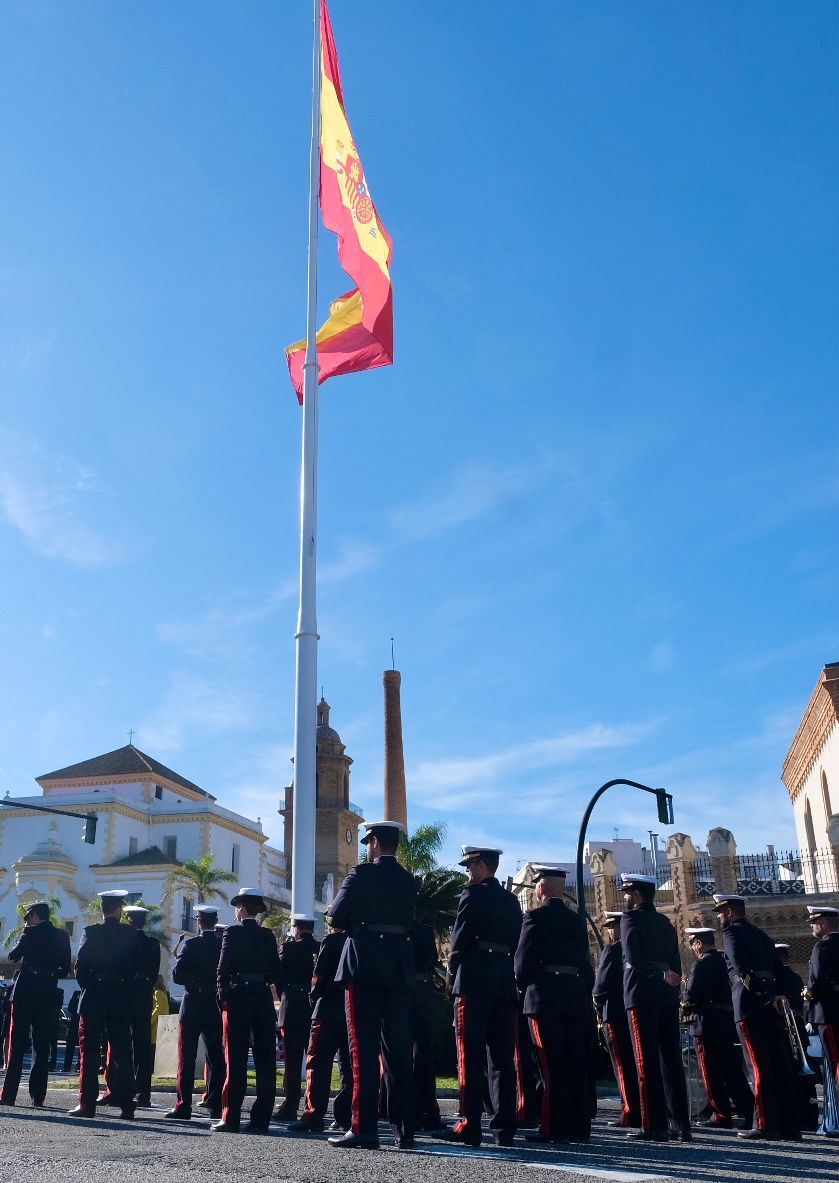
[281,698,364,904]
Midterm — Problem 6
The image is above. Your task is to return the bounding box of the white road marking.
[408,1143,672,1181]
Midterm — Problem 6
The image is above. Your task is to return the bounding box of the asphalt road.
[0,1093,835,1183]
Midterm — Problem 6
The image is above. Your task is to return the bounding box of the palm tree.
[398,822,448,875]
[414,866,465,940]
[396,821,466,940]
[3,896,63,950]
[163,852,238,906]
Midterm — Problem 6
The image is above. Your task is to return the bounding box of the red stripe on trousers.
[628,1009,651,1132]
[694,1036,723,1118]
[454,997,468,1122]
[528,1016,551,1137]
[605,1021,632,1125]
[220,1009,233,1123]
[77,1015,87,1104]
[514,1021,526,1121]
[345,984,363,1135]
[303,1018,321,1116]
[737,1020,766,1131]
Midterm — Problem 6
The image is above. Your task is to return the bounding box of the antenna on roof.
[128,729,135,745]
[390,636,395,670]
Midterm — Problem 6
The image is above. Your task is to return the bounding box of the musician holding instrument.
[713,893,800,1142]
[803,905,839,1137]
[682,927,753,1130]
[774,942,819,1132]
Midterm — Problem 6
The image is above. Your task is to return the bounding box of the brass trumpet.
[779,996,815,1077]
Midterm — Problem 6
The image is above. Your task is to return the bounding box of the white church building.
[0,743,287,979]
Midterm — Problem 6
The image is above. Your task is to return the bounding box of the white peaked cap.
[620,873,657,887]
[98,889,129,899]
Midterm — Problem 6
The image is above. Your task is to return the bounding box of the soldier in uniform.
[212,887,281,1133]
[619,872,689,1142]
[70,889,141,1119]
[123,906,160,1108]
[288,923,352,1134]
[165,904,224,1120]
[326,819,417,1151]
[682,926,753,1130]
[409,917,444,1132]
[0,901,71,1107]
[713,893,800,1141]
[803,905,839,1134]
[514,864,593,1144]
[273,913,319,1121]
[443,844,522,1148]
[775,941,818,1131]
[593,911,640,1129]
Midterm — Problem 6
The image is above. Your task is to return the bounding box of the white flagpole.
[290,0,322,920]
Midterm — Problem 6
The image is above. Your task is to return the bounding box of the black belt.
[364,924,409,936]
[753,971,774,979]
[476,941,511,955]
[235,974,267,984]
[415,973,432,983]
[649,961,670,972]
[284,984,308,993]
[702,1001,733,1012]
[542,964,579,976]
[22,968,59,978]
[93,974,126,983]
[188,985,213,993]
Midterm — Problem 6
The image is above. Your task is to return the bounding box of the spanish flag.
[286,0,394,402]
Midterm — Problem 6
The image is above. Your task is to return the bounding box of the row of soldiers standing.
[2,824,839,1149]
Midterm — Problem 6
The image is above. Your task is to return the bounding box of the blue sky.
[1,1,837,878]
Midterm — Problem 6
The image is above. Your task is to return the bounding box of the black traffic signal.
[83,814,98,844]
[655,789,674,826]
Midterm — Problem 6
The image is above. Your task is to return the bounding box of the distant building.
[0,744,286,987]
[783,662,839,888]
[281,698,364,905]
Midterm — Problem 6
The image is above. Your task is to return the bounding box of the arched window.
[822,770,833,822]
[804,797,817,851]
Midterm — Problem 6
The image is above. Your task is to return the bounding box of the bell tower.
[281,698,363,904]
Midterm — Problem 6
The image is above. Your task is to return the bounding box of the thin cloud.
[649,641,676,673]
[158,453,557,656]
[0,432,118,566]
[137,673,257,754]
[411,720,659,804]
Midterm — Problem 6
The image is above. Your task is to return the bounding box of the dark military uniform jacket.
[683,949,736,1037]
[173,929,222,1025]
[515,898,592,1017]
[7,921,71,1003]
[328,856,417,989]
[134,931,161,986]
[593,941,626,1024]
[620,904,680,1010]
[775,963,805,1017]
[411,920,438,979]
[75,917,142,1016]
[721,917,779,1023]
[310,930,347,1021]
[449,876,522,1001]
[217,918,281,1003]
[807,932,839,1027]
[276,933,319,1026]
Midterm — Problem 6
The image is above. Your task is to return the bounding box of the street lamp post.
[575,779,673,923]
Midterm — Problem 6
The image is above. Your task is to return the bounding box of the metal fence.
[685,847,839,898]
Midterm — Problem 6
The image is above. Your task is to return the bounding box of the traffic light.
[655,789,674,826]
[83,814,98,844]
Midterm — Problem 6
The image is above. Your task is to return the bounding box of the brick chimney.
[383,669,408,830]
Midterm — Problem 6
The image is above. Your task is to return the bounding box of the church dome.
[316,697,342,744]
[14,822,76,869]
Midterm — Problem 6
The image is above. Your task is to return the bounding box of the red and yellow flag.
[286,0,394,402]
